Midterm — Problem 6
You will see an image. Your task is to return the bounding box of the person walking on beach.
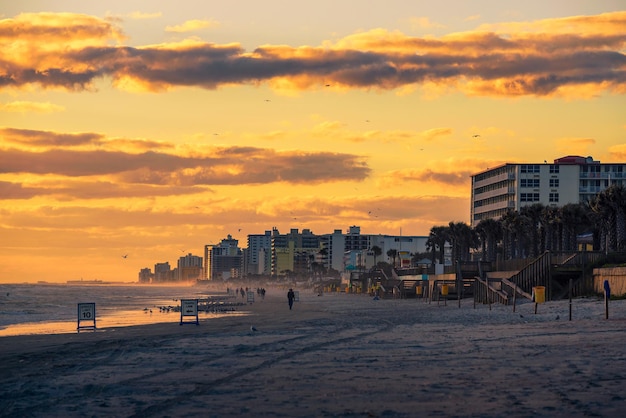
[287,288,295,310]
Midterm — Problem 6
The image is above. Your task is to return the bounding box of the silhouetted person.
[287,288,295,310]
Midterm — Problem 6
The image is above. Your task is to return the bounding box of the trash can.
[533,286,545,303]
[441,284,449,296]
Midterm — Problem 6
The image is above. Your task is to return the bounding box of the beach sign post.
[604,280,611,319]
[77,302,96,332]
[180,299,199,325]
[246,290,255,304]
[294,291,300,302]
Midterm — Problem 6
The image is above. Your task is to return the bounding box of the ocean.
[0,282,247,337]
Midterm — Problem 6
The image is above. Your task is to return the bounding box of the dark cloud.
[0,127,172,150]
[0,180,207,200]
[0,148,196,176]
[0,127,104,146]
[0,145,370,185]
[406,169,472,186]
[2,12,624,96]
[0,181,44,199]
[418,169,471,186]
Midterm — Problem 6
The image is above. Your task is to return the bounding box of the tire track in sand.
[130,319,394,417]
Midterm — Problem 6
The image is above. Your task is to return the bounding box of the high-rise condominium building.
[470,155,626,227]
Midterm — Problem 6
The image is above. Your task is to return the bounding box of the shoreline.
[2,293,625,417]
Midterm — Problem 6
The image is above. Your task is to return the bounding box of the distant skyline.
[1,1,625,283]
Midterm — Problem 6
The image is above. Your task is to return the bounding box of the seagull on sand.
[250,325,258,332]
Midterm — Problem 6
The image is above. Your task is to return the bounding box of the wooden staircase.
[473,251,605,306]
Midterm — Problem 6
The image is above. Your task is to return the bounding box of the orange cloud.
[0,128,371,200]
[1,11,624,97]
[408,17,446,31]
[379,167,472,188]
[377,157,506,189]
[607,144,626,161]
[0,101,65,113]
[165,19,219,33]
[555,137,596,155]
[125,11,162,20]
[421,128,453,141]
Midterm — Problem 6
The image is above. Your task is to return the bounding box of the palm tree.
[559,203,590,251]
[541,205,560,252]
[371,245,382,268]
[426,225,449,266]
[318,247,329,272]
[475,218,502,262]
[589,184,626,252]
[500,210,522,259]
[386,249,398,268]
[448,221,476,262]
[520,203,544,258]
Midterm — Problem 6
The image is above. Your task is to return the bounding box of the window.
[549,165,559,174]
[549,193,559,203]
[521,193,540,202]
[549,178,559,188]
[520,164,539,173]
[520,179,540,188]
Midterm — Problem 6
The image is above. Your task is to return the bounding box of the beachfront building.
[319,229,346,273]
[204,235,243,281]
[138,267,152,283]
[177,253,203,281]
[315,226,430,273]
[153,262,175,283]
[470,155,626,227]
[246,230,272,276]
[237,226,431,279]
[271,228,321,277]
[368,234,430,268]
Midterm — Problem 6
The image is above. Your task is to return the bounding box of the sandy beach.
[1,288,625,417]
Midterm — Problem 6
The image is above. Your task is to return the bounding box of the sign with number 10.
[77,302,96,332]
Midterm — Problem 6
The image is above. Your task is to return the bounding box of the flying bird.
[122,254,128,259]
[472,134,480,138]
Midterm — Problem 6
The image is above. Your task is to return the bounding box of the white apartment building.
[246,230,272,275]
[470,155,626,227]
[321,226,430,272]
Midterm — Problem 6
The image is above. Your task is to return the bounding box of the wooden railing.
[508,251,552,299]
[502,251,605,302]
[501,278,532,300]
[473,277,509,306]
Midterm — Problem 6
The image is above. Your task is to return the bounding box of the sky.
[1,1,625,283]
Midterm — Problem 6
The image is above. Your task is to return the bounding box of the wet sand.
[1,289,625,417]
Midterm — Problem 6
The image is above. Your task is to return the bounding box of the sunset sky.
[1,1,625,283]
